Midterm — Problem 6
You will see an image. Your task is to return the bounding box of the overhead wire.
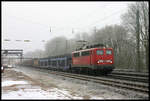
[3,5,126,42]
[72,8,125,35]
[81,8,125,29]
[5,6,124,32]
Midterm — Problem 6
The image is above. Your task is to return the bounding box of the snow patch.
[2,88,81,99]
[2,80,29,87]
[90,96,103,99]
[2,89,49,99]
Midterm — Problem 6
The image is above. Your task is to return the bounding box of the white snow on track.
[2,80,29,87]
[2,88,69,99]
[2,67,104,99]
[2,79,83,99]
[2,86,83,99]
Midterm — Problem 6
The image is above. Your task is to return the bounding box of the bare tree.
[121,2,149,72]
[24,49,44,58]
[44,36,69,56]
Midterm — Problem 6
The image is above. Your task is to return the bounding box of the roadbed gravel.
[2,66,149,99]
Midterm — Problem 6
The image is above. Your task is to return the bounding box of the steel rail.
[20,66,149,94]
[107,74,149,83]
[45,70,149,94]
[112,71,148,77]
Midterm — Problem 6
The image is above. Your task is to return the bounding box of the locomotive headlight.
[106,60,112,63]
[97,60,104,63]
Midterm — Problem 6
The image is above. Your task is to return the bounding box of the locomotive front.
[94,48,115,74]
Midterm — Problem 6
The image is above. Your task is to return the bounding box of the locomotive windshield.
[96,50,103,55]
[106,50,112,55]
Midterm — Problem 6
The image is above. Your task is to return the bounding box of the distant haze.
[2,1,132,53]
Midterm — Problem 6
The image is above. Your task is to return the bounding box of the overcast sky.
[2,1,133,53]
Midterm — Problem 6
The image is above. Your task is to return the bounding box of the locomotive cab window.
[96,50,103,55]
[106,50,112,55]
[74,52,80,57]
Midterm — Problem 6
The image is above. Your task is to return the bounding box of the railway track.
[110,70,149,83]
[114,69,148,74]
[46,70,149,94]
[21,66,149,95]
[112,70,148,77]
[20,65,149,83]
[107,74,148,83]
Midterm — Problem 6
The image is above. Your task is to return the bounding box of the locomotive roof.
[72,47,113,53]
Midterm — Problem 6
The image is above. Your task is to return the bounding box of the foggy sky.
[2,1,132,53]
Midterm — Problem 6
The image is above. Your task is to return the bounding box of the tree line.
[24,2,149,72]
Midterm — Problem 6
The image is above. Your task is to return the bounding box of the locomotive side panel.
[90,50,96,65]
[72,50,92,66]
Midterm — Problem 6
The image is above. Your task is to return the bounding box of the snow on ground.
[2,87,81,99]
[90,96,104,99]
[2,78,84,99]
[2,68,85,99]
[2,80,83,99]
[4,67,139,99]
[2,80,28,87]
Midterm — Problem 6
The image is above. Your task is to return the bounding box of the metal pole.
[136,9,141,72]
[66,40,68,54]
[94,26,97,43]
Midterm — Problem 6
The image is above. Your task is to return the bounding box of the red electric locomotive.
[71,47,115,75]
